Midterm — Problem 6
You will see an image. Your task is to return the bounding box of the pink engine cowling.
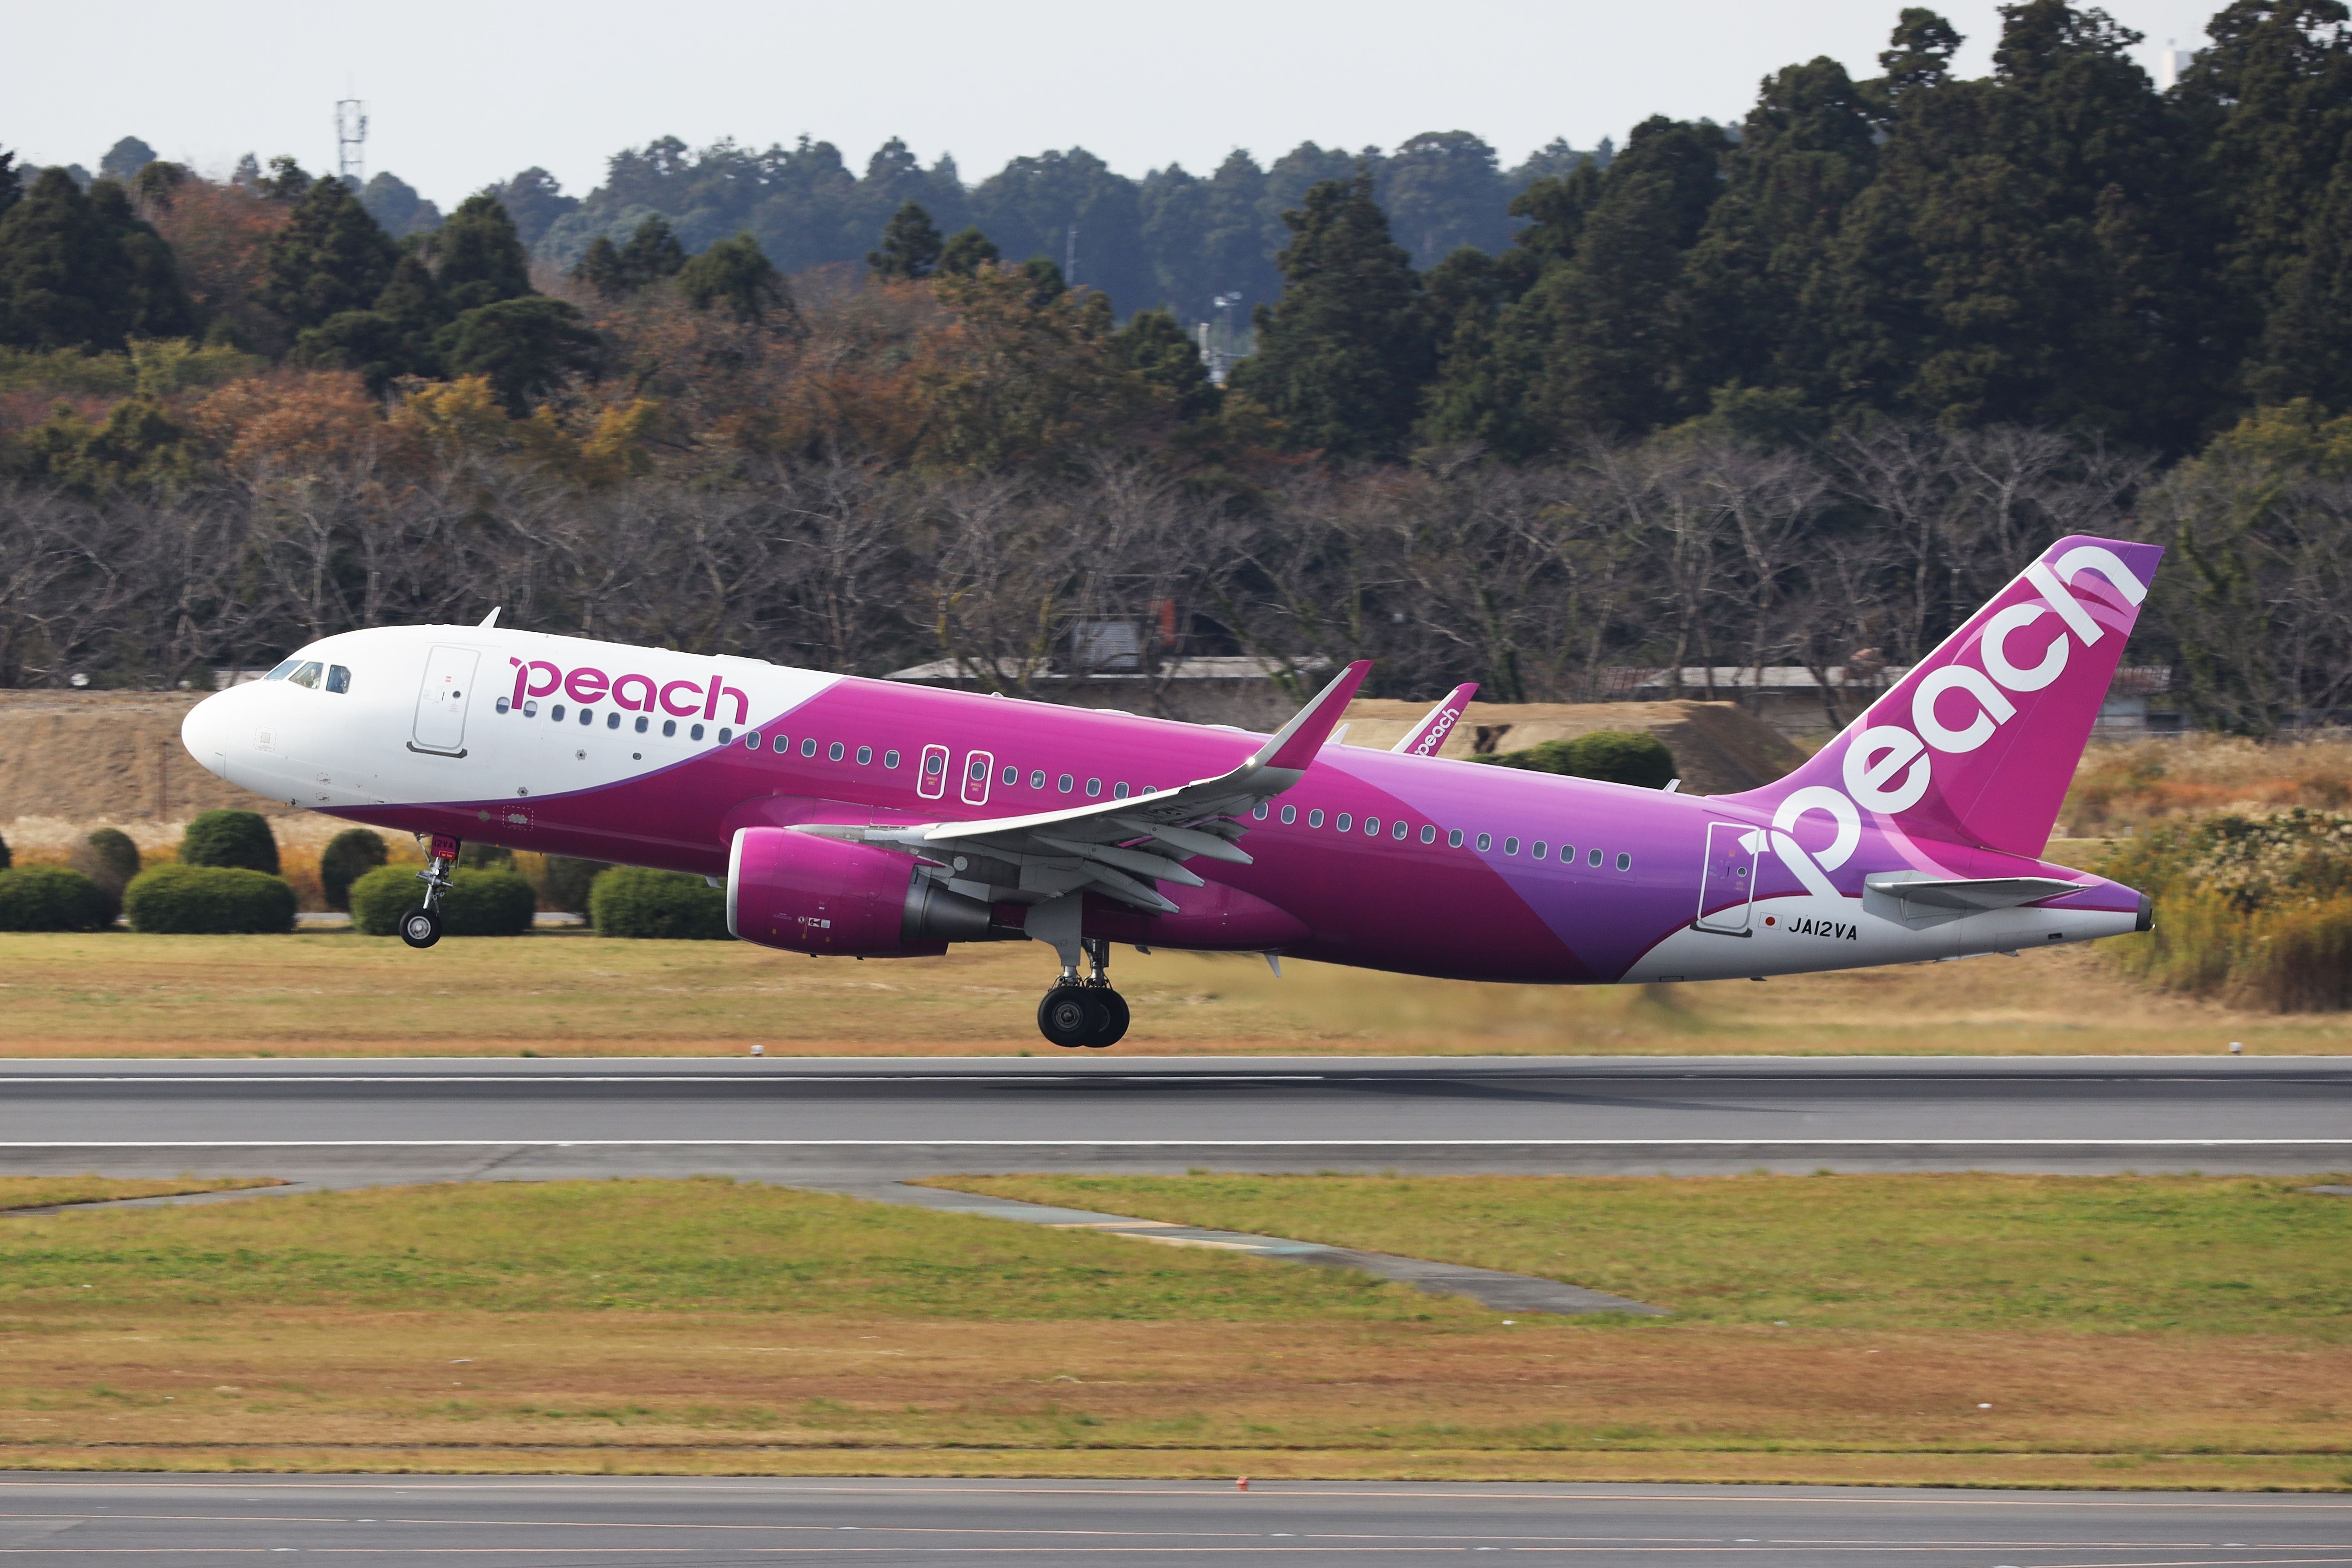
[727,827,995,957]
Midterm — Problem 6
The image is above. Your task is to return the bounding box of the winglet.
[478,607,502,628]
[1254,661,1371,773]
[1393,682,1477,755]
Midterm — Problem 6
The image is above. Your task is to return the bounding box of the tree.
[678,233,795,326]
[0,148,19,229]
[868,201,944,279]
[1227,171,1436,460]
[359,172,442,236]
[938,226,1000,276]
[432,194,532,311]
[574,215,686,295]
[968,147,1148,313]
[260,174,397,328]
[293,251,447,390]
[437,297,599,412]
[0,169,193,351]
[99,137,157,183]
[1377,131,1512,266]
[1113,307,1217,420]
[480,167,578,251]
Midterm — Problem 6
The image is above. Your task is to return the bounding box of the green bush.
[318,828,388,912]
[68,827,142,921]
[459,842,515,870]
[178,808,280,874]
[591,866,730,939]
[534,855,608,914]
[2101,810,2352,1011]
[349,865,537,936]
[0,829,11,870]
[1470,729,1678,789]
[0,867,113,931]
[123,864,296,934]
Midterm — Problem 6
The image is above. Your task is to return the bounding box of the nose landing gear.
[400,834,460,949]
[1038,936,1128,1049]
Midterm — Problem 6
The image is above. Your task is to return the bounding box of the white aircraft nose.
[181,687,238,780]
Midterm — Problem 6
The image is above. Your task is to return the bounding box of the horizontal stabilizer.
[1864,872,2083,926]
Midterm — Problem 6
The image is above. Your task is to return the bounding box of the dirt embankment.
[1337,698,1808,795]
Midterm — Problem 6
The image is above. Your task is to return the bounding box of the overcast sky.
[14,1,2227,207]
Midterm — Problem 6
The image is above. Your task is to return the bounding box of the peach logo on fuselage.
[509,658,748,725]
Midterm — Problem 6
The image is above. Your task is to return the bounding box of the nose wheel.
[400,833,461,950]
[1038,937,1129,1048]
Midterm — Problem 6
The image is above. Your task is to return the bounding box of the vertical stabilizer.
[1721,536,2162,856]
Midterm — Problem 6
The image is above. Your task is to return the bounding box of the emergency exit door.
[411,645,479,756]
[1694,820,1759,934]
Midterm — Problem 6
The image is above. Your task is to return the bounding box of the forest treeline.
[5,0,2352,735]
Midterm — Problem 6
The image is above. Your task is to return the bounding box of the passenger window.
[969,758,986,783]
[326,665,352,694]
[288,661,323,689]
[1589,848,1603,867]
[1336,813,1352,832]
[634,715,649,733]
[1113,782,1130,799]
[773,735,790,752]
[1393,820,1408,841]
[718,727,733,744]
[690,723,705,740]
[884,749,901,768]
[1364,817,1380,835]
[579,708,594,726]
[1253,803,1269,820]
[747,732,762,749]
[1281,805,1296,825]
[1504,837,1519,855]
[1309,809,1324,828]
[1420,824,1436,844]
[802,738,819,758]
[1617,852,1632,871]
[1058,773,1074,793]
[858,745,874,765]
[263,658,302,680]
[1477,832,1492,852]
[1448,829,1463,847]
[1002,764,1017,784]
[496,697,511,714]
[1030,770,1045,788]
[1560,844,1575,862]
[1532,840,1546,859]
[830,742,846,762]
[1086,778,1102,797]
[523,701,537,717]
[551,704,566,722]
[924,753,944,776]
[607,712,621,730]
[662,720,676,737]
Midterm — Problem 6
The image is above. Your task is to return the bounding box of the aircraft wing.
[1392,683,1477,755]
[793,660,1371,913]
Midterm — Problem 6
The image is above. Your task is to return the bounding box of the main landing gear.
[400,833,460,949]
[1038,936,1129,1049]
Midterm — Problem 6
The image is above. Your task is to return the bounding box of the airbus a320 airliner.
[181,534,2160,1048]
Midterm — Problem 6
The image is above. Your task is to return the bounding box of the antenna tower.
[335,99,368,186]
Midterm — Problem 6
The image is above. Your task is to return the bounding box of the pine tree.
[99,137,157,183]
[1227,171,1436,459]
[867,201,944,279]
[677,233,795,326]
[438,297,599,413]
[938,226,1000,276]
[433,194,532,311]
[616,216,685,287]
[0,168,192,350]
[260,174,397,328]
[1113,307,1217,420]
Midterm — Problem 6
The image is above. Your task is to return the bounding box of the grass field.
[0,1176,280,1212]
[0,1173,2347,1487]
[1,923,2345,1056]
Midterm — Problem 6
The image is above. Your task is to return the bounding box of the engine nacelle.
[726,827,997,957]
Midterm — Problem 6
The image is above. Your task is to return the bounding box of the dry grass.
[0,927,2341,1056]
[2064,734,2352,835]
[0,1177,2345,1488]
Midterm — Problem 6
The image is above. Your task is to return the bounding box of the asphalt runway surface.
[0,1056,2345,1183]
[0,1475,2345,1564]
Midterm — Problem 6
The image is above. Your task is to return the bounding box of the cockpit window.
[325,665,352,694]
[263,659,302,681]
[286,661,323,689]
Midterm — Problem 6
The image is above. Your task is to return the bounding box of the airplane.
[181,534,2161,1049]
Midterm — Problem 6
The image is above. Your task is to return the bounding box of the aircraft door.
[916,743,950,800]
[1694,820,1760,934]
[961,749,994,807]
[411,645,480,756]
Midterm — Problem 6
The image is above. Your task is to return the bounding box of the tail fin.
[1723,535,2162,857]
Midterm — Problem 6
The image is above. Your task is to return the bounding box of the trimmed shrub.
[1471,730,1678,789]
[349,865,536,936]
[459,842,515,870]
[123,865,296,934]
[0,867,113,931]
[0,829,10,870]
[534,855,608,914]
[68,827,141,921]
[591,866,730,939]
[178,809,280,874]
[318,828,388,912]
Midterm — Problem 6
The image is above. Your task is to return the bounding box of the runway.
[0,1475,2344,1564]
[0,1056,2345,1181]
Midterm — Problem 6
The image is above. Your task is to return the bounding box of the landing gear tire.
[398,906,443,949]
[1085,989,1130,1049]
[1038,986,1102,1049]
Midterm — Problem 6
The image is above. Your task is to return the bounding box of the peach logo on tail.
[509,658,748,724]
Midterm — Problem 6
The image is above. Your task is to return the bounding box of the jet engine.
[727,827,1002,957]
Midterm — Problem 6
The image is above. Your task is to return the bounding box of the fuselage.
[181,623,2146,984]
